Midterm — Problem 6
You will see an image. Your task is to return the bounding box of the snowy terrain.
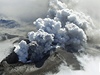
[0,0,100,75]
[0,18,20,28]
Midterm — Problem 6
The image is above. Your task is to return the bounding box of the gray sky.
[0,0,49,22]
[0,0,100,24]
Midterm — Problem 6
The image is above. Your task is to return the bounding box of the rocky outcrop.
[1,52,19,64]
[0,48,80,75]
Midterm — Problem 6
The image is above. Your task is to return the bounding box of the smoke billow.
[0,0,100,75]
[12,0,95,63]
[45,0,100,75]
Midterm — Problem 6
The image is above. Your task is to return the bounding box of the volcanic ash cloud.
[14,0,93,63]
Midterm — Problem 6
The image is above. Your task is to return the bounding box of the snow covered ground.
[0,0,100,75]
[0,40,13,61]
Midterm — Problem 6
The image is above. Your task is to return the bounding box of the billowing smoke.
[76,0,100,24]
[13,0,94,63]
[0,0,100,75]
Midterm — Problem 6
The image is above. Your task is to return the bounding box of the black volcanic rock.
[0,48,80,75]
[1,52,19,64]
